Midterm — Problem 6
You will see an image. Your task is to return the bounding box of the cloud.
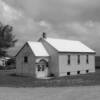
[3,0,100,24]
[0,0,42,55]
[1,0,100,55]
[0,0,22,24]
[63,21,100,54]
[4,0,100,23]
[66,22,89,35]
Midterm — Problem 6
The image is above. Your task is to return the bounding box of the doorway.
[36,59,48,78]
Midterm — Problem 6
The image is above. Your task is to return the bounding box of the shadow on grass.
[10,73,18,77]
[9,73,31,78]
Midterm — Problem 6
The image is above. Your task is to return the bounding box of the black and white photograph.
[0,0,100,100]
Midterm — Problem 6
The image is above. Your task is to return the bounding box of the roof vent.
[42,32,47,39]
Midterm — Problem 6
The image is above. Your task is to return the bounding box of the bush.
[5,65,16,70]
[0,66,5,70]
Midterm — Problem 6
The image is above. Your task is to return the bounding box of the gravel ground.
[0,86,100,100]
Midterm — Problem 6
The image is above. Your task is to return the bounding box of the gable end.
[15,42,35,57]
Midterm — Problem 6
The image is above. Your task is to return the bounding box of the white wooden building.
[0,57,10,67]
[16,34,96,78]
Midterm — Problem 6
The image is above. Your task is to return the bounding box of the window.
[42,65,45,71]
[37,65,41,71]
[77,71,80,74]
[86,70,89,73]
[37,65,45,71]
[46,63,48,67]
[86,55,89,64]
[68,55,71,65]
[77,55,80,64]
[24,56,28,63]
[67,72,70,76]
[50,73,55,77]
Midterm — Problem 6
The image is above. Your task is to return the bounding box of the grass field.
[0,69,100,100]
[0,86,100,100]
[0,69,100,87]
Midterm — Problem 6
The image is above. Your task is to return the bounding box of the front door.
[36,65,47,78]
[36,59,48,78]
[36,64,48,78]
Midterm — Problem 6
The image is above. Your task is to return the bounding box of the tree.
[0,23,17,56]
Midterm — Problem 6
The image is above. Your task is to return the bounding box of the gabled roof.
[27,41,49,57]
[44,38,95,53]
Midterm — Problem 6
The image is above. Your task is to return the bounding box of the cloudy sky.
[0,0,100,55]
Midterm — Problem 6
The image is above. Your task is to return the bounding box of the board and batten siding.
[39,39,59,76]
[16,43,36,77]
[58,53,95,76]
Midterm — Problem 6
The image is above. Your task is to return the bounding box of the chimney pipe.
[42,32,47,39]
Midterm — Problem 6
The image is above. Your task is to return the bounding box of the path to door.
[0,86,100,100]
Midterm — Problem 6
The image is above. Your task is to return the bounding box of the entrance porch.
[35,58,49,78]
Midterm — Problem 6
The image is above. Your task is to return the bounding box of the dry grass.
[0,69,100,100]
[0,86,100,100]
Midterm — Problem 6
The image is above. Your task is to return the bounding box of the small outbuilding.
[0,57,11,67]
[16,33,96,78]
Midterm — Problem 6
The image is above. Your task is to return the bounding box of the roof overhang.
[58,51,96,54]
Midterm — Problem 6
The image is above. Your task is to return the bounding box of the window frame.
[86,55,89,64]
[42,65,45,71]
[77,55,80,64]
[24,56,28,63]
[67,72,70,76]
[77,71,80,74]
[37,65,41,71]
[86,70,89,73]
[68,55,71,65]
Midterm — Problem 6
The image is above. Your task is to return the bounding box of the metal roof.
[27,41,49,57]
[45,38,95,53]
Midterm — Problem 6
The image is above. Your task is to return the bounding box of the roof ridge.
[46,37,79,42]
[27,41,41,44]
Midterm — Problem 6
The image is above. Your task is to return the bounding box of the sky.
[0,0,100,55]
